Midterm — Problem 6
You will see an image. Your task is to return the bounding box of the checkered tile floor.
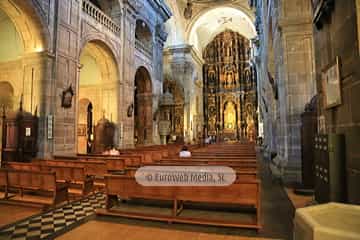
[0,192,105,240]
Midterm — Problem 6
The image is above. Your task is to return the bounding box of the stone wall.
[163,44,204,144]
[256,0,316,183]
[314,0,360,203]
[0,0,170,158]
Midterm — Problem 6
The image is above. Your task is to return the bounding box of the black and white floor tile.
[0,192,105,240]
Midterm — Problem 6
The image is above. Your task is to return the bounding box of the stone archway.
[135,19,153,48]
[0,81,14,161]
[134,66,153,145]
[78,40,119,152]
[0,2,47,113]
[0,82,14,110]
[0,1,48,160]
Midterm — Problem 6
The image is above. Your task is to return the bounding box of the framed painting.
[322,56,342,109]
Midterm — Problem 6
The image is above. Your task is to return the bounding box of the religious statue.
[208,66,216,84]
[224,102,236,130]
[246,104,256,142]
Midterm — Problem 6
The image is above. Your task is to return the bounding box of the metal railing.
[82,0,121,34]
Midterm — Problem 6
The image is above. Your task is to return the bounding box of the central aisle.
[55,152,294,240]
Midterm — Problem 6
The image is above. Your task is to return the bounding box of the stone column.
[52,0,81,156]
[163,44,197,143]
[275,1,316,182]
[119,0,137,148]
[151,24,168,145]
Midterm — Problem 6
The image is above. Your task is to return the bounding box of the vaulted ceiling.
[164,0,256,56]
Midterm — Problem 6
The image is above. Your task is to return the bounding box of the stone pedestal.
[294,203,360,240]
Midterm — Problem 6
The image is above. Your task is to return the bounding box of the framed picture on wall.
[322,56,342,109]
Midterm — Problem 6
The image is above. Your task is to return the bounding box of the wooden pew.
[139,162,258,181]
[40,165,93,195]
[159,156,257,163]
[39,158,107,177]
[6,162,93,196]
[5,162,42,171]
[98,174,261,230]
[4,169,68,206]
[0,169,8,199]
[120,149,165,164]
[191,152,256,158]
[78,154,142,168]
[38,157,133,188]
[154,159,258,171]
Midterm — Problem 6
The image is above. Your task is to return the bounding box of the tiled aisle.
[0,192,105,240]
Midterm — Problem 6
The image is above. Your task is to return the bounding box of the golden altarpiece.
[203,30,257,141]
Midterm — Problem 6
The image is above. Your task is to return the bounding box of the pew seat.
[97,174,261,230]
[6,162,94,196]
[0,169,68,207]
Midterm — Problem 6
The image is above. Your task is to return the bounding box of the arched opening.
[0,1,47,161]
[135,20,153,54]
[0,4,45,112]
[77,98,93,154]
[0,82,15,111]
[78,40,119,153]
[187,7,256,54]
[134,67,153,145]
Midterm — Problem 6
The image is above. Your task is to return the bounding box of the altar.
[203,30,258,142]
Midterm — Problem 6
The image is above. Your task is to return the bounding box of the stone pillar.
[151,23,168,145]
[52,0,81,156]
[275,1,316,182]
[163,44,199,143]
[119,0,137,148]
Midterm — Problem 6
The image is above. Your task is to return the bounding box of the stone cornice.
[278,17,313,32]
[149,0,172,21]
[164,44,205,65]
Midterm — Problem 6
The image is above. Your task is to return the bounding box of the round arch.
[186,6,256,53]
[135,19,153,50]
[134,66,153,145]
[0,0,49,53]
[0,81,15,110]
[0,1,49,114]
[77,39,120,152]
[79,34,120,61]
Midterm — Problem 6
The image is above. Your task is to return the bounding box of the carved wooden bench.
[40,165,93,196]
[2,169,68,207]
[98,174,261,230]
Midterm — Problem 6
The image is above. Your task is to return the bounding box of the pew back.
[7,169,57,191]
